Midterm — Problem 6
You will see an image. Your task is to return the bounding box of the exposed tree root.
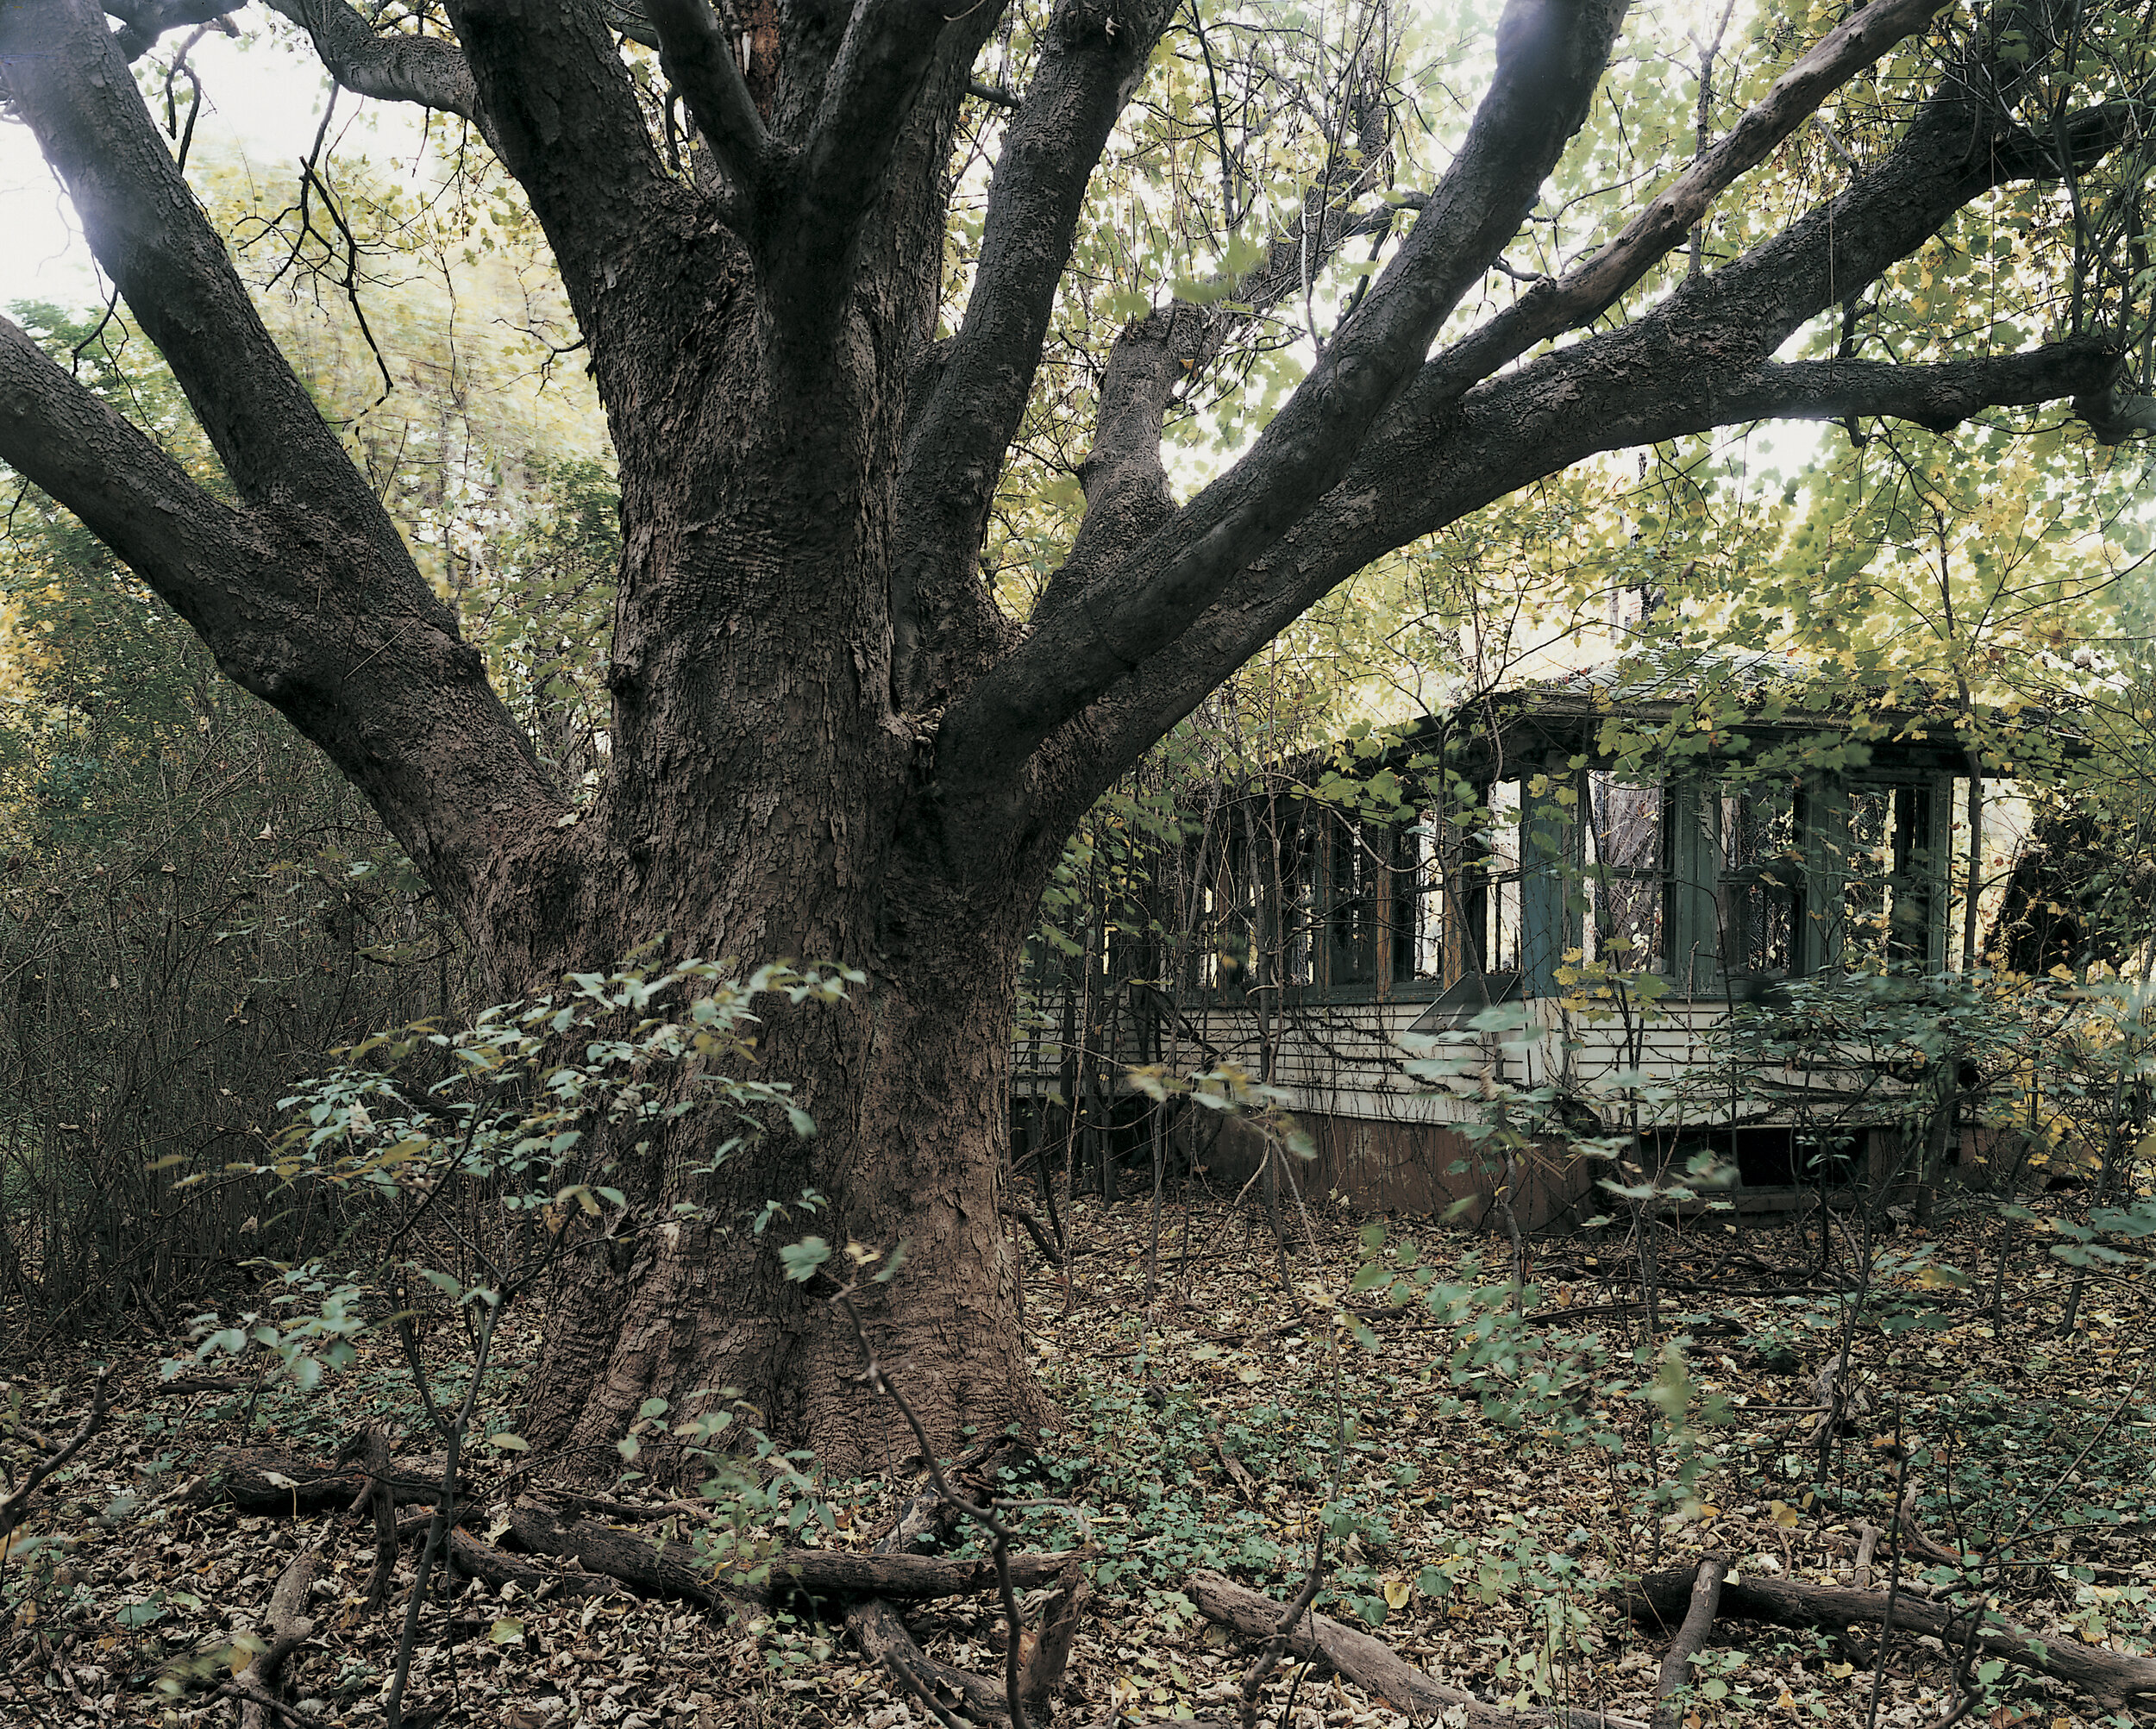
[1188,1569,1650,1729]
[1623,1564,2156,1713]
[849,1594,1012,1724]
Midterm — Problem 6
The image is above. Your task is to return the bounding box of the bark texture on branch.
[445,1526,624,1602]
[507,1498,727,1608]
[1189,1569,1648,1729]
[1622,1567,2156,1709]
[1651,1557,1727,1729]
[194,1446,467,1514]
[238,1554,317,1729]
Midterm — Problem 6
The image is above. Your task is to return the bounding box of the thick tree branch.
[2074,384,2156,442]
[991,0,2140,823]
[0,316,251,586]
[1714,347,2123,429]
[889,0,1177,709]
[443,0,705,341]
[6,0,403,513]
[0,314,567,922]
[1424,0,1954,402]
[938,0,1628,808]
[774,0,990,328]
[256,0,501,153]
[1062,332,2121,809]
[644,0,771,201]
[103,0,231,60]
[1,0,569,918]
[1981,102,2144,189]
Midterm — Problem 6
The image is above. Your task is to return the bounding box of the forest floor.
[3,1183,2154,1729]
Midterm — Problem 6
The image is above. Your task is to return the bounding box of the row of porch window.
[1185,770,1953,999]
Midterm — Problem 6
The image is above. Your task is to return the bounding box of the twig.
[384,1299,501,1729]
[0,1365,114,1544]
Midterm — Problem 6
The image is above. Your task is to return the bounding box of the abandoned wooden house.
[1013,653,2046,1229]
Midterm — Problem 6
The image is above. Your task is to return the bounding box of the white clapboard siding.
[1012,990,1912,1133]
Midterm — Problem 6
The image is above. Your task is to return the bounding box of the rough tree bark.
[0,0,2147,1469]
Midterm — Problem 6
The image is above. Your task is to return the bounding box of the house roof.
[1363,647,2073,785]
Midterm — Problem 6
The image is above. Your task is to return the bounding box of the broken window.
[1585,774,1666,970]
[1720,782,1799,976]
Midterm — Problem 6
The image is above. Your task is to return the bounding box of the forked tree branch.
[6,0,405,513]
[965,0,2141,828]
[937,0,1629,808]
[0,1366,113,1543]
[773,0,995,338]
[443,0,704,338]
[104,0,231,60]
[1037,112,1399,620]
[644,0,772,203]
[889,0,1178,708]
[1060,333,2120,812]
[1421,0,1954,404]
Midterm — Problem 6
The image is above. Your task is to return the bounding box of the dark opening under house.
[1013,652,2053,1228]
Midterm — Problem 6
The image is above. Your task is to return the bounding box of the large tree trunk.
[517,872,1056,1474]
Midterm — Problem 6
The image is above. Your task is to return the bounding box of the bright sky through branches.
[0,29,416,309]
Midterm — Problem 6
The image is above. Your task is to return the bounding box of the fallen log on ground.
[763,1547,1088,1601]
[508,1495,1084,1606]
[445,1527,624,1602]
[508,1499,726,1608]
[1189,1569,1648,1729]
[1651,1557,1727,1729]
[845,1484,1013,1725]
[1016,1558,1089,1713]
[193,1446,467,1513]
[1622,1565,2156,1712]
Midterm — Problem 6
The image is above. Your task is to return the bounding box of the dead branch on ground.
[1622,1566,2156,1714]
[1189,1569,1650,1729]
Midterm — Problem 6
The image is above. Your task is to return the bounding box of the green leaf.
[487,1431,530,1451]
[489,1618,525,1644]
[779,1237,832,1282]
